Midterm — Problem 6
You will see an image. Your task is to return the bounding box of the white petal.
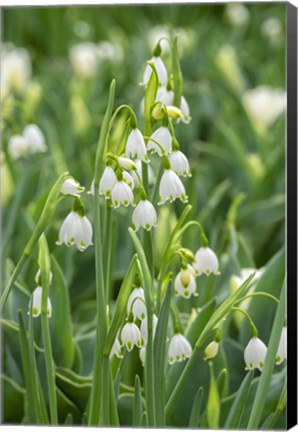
[276,327,287,364]
[123,171,135,190]
[126,129,148,163]
[127,288,146,320]
[169,150,191,177]
[159,169,187,205]
[244,337,267,371]
[141,56,168,86]
[61,178,85,197]
[8,135,30,159]
[99,166,117,197]
[193,247,219,276]
[168,333,192,364]
[132,200,157,231]
[121,322,143,351]
[148,127,172,156]
[111,181,135,208]
[140,314,158,343]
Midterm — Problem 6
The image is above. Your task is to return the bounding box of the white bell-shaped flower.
[169,150,191,177]
[141,56,168,87]
[8,135,30,159]
[139,346,146,366]
[244,337,267,371]
[174,266,197,299]
[121,322,144,352]
[111,180,135,208]
[147,126,172,156]
[123,171,135,190]
[29,287,52,318]
[132,199,157,231]
[69,42,99,79]
[23,124,47,154]
[127,287,146,320]
[180,96,191,124]
[155,86,174,106]
[2,46,32,94]
[35,269,53,286]
[110,337,123,359]
[276,326,287,365]
[61,178,85,197]
[125,128,149,163]
[193,247,220,276]
[130,160,155,188]
[99,166,118,197]
[56,210,93,251]
[158,169,188,205]
[140,314,158,343]
[168,333,192,364]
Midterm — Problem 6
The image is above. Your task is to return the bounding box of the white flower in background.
[35,269,53,286]
[97,41,124,62]
[168,333,192,364]
[169,150,191,177]
[193,246,220,276]
[148,126,172,155]
[69,42,99,79]
[56,211,93,251]
[132,199,157,231]
[8,135,29,159]
[261,18,282,46]
[23,124,47,154]
[29,287,52,318]
[179,96,191,124]
[139,346,146,366]
[156,86,174,106]
[216,45,246,93]
[61,178,85,197]
[147,26,191,56]
[122,171,135,190]
[140,314,158,343]
[130,160,155,188]
[158,169,188,205]
[242,86,286,134]
[121,322,144,351]
[244,337,267,371]
[110,337,123,359]
[204,341,220,360]
[127,287,146,320]
[225,3,250,27]
[1,45,32,95]
[276,326,287,365]
[88,166,117,197]
[126,128,149,163]
[174,266,197,299]
[111,180,135,208]
[141,56,168,87]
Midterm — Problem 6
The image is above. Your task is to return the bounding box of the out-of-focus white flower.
[121,322,144,351]
[130,160,155,188]
[29,287,52,318]
[132,199,157,231]
[276,326,287,365]
[216,45,246,93]
[110,337,123,359]
[127,287,146,320]
[97,41,124,62]
[69,42,99,79]
[141,56,168,87]
[123,171,135,190]
[126,128,149,163]
[61,178,85,197]
[169,150,191,177]
[158,169,188,205]
[174,266,197,299]
[193,247,220,276]
[140,314,158,343]
[204,341,220,360]
[23,124,47,154]
[225,3,250,27]
[56,210,93,251]
[242,86,286,134]
[111,180,135,208]
[148,126,172,156]
[147,26,192,57]
[168,333,192,364]
[244,337,267,371]
[139,346,146,366]
[8,135,29,159]
[261,18,282,46]
[1,45,32,95]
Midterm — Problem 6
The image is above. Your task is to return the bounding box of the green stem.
[101,355,111,425]
[0,254,27,313]
[247,278,286,428]
[232,307,258,337]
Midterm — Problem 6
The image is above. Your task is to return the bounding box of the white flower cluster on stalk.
[8,124,47,159]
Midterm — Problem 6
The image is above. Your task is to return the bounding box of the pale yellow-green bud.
[166,105,184,120]
[151,102,165,121]
[247,153,264,179]
[204,341,219,360]
[180,269,191,288]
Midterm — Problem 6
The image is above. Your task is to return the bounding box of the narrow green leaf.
[64,413,73,425]
[104,254,137,356]
[1,373,25,423]
[188,387,203,428]
[144,62,158,126]
[206,362,220,428]
[133,375,143,426]
[217,368,229,399]
[109,365,119,426]
[224,370,254,428]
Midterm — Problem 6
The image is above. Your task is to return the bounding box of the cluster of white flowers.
[28,269,53,318]
[244,326,287,372]
[8,124,47,160]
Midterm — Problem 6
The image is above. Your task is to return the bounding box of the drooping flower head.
[193,247,220,276]
[88,166,118,198]
[140,314,158,344]
[23,124,47,154]
[61,177,85,197]
[276,326,287,365]
[147,126,172,156]
[140,44,168,87]
[168,333,192,364]
[127,287,147,321]
[244,337,267,371]
[158,157,188,205]
[174,266,197,299]
[125,127,149,163]
[29,287,52,318]
[132,199,157,232]
[169,150,191,177]
[111,175,135,208]
[110,337,123,359]
[121,322,144,352]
